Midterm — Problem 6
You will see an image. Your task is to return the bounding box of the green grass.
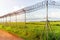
[0,21,60,40]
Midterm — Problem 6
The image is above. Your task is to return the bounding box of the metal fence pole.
[45,0,49,40]
[15,13,17,27]
[3,17,5,26]
[10,15,11,27]
[6,16,8,26]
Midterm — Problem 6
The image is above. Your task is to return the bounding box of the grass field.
[0,21,60,40]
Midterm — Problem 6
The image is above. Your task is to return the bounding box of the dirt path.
[0,30,24,40]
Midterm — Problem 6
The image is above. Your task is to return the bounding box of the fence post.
[15,14,17,27]
[3,17,5,26]
[6,16,8,26]
[10,15,11,27]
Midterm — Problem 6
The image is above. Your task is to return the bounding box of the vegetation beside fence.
[0,21,60,40]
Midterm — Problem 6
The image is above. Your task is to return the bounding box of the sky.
[0,0,41,16]
[0,0,60,21]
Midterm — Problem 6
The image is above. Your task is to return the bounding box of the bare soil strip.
[0,30,24,40]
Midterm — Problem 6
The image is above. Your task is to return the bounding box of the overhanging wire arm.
[23,0,60,13]
[23,1,45,13]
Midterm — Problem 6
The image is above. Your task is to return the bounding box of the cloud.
[11,6,21,12]
[49,12,60,18]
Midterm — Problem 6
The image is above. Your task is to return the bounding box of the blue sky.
[0,0,60,21]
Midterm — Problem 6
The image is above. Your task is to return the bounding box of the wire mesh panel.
[25,8,46,40]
